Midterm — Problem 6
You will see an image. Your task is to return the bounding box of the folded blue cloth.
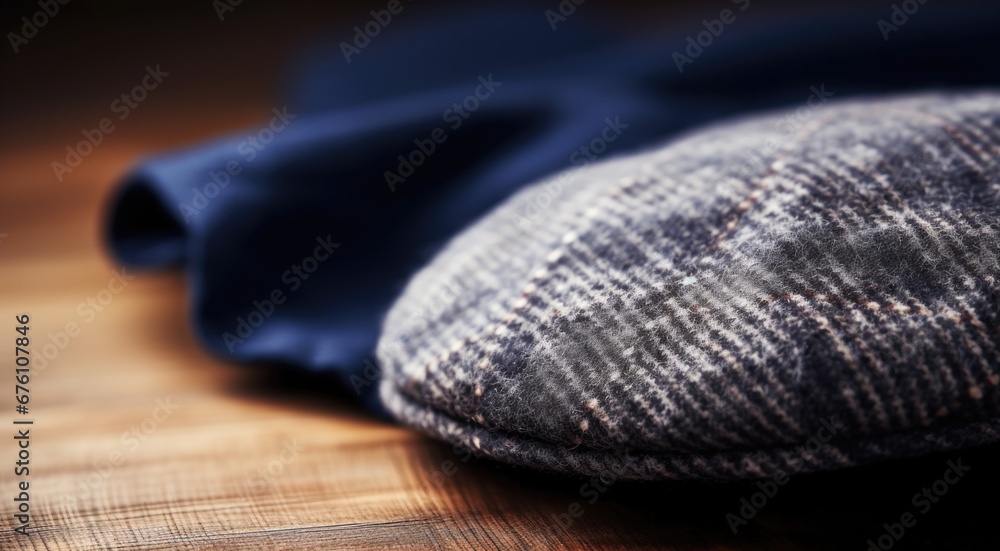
[106,4,1000,410]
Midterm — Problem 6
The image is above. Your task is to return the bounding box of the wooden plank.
[2,4,998,544]
[0,146,790,551]
[4,164,995,551]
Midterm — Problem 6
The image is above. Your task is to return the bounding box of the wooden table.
[2,2,998,549]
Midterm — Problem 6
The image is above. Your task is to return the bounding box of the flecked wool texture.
[377,92,1000,481]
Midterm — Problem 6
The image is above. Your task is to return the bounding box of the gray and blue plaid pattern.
[378,92,1000,480]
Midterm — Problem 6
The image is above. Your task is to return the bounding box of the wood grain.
[2,4,999,548]
[3,133,1000,551]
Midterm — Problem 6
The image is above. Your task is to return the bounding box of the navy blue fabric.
[106,5,1000,409]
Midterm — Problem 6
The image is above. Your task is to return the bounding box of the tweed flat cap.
[377,92,1000,481]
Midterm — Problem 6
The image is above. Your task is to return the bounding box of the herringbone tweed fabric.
[377,92,1000,481]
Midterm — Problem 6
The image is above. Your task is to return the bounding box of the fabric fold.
[105,4,1000,410]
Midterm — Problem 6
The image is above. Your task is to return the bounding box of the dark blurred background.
[1,0,889,155]
[0,0,982,266]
